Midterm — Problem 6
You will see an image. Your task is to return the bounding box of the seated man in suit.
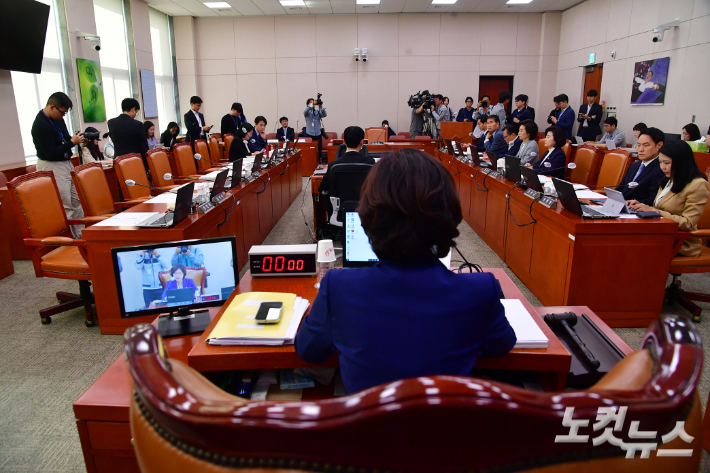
[276,116,295,142]
[591,116,627,149]
[319,126,375,195]
[248,116,268,152]
[618,127,666,205]
[548,94,574,140]
[510,94,533,124]
[482,115,507,161]
[472,114,488,142]
[221,102,246,137]
[484,124,521,162]
[184,96,212,143]
[577,89,603,142]
[107,97,149,168]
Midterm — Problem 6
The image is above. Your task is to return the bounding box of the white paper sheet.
[92,212,160,227]
[575,190,607,200]
[502,299,548,349]
[146,193,177,204]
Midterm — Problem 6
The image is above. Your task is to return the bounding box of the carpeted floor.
[1,176,709,471]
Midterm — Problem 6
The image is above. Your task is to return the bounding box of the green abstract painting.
[76,58,106,122]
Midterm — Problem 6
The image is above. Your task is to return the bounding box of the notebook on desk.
[501,299,548,349]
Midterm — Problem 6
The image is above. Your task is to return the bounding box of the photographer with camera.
[431,94,450,139]
[473,95,492,121]
[135,249,169,309]
[32,92,86,236]
[171,245,205,268]
[305,94,327,163]
[408,90,433,139]
[79,126,106,164]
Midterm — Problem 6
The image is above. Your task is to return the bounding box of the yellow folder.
[206,292,297,341]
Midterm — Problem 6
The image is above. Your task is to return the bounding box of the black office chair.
[326,163,373,227]
[335,143,369,160]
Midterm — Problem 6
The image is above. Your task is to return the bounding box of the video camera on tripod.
[407,90,435,109]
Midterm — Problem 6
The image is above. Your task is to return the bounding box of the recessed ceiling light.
[280,0,305,5]
[203,1,231,8]
[506,0,533,4]
[357,0,380,4]
[431,0,457,4]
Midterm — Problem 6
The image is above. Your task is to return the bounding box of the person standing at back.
[457,97,475,123]
[107,97,149,168]
[548,94,574,140]
[576,90,603,142]
[304,97,327,163]
[31,92,86,235]
[221,102,246,137]
[510,94,533,124]
[491,91,511,127]
[184,96,211,143]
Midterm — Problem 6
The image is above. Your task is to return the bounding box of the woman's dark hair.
[633,122,647,132]
[683,123,701,141]
[358,148,462,261]
[144,121,155,136]
[519,120,538,139]
[166,121,179,134]
[83,126,103,161]
[658,140,707,194]
[170,264,187,277]
[545,126,567,148]
[236,122,254,139]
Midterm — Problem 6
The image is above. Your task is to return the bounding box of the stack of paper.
[502,299,549,349]
[92,212,159,227]
[206,292,310,346]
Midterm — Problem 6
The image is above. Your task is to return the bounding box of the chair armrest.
[25,236,87,247]
[83,215,111,225]
[672,231,694,255]
[689,229,710,238]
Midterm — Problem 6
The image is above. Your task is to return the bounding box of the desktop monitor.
[111,236,239,318]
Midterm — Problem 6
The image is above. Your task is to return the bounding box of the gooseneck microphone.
[124,180,178,194]
[194,153,229,168]
[163,173,215,182]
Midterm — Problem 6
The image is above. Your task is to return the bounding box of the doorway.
[479,76,514,116]
[583,64,603,102]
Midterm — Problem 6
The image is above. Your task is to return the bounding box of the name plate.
[539,196,557,208]
[213,192,229,203]
[524,188,540,200]
[197,202,215,214]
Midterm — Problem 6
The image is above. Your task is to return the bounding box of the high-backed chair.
[146,149,181,190]
[223,134,234,159]
[158,267,207,294]
[325,163,373,227]
[114,154,154,202]
[71,163,143,225]
[265,133,276,140]
[665,167,710,323]
[595,149,630,190]
[128,315,702,473]
[390,135,407,142]
[194,140,221,173]
[569,145,597,185]
[208,136,223,163]
[335,143,369,160]
[7,172,95,326]
[414,136,433,141]
[173,143,202,179]
[397,131,410,138]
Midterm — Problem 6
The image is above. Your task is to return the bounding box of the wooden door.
[583,64,603,102]
[479,76,514,115]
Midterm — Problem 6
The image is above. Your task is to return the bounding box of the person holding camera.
[31,92,86,234]
[171,245,204,268]
[473,95,492,121]
[135,249,169,309]
[108,97,149,168]
[79,126,105,164]
[305,97,327,162]
[410,103,430,139]
[431,95,450,139]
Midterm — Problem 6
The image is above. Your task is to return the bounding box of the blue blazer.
[276,127,295,142]
[533,148,566,179]
[556,107,575,140]
[484,129,507,158]
[618,158,665,205]
[295,260,517,394]
[457,108,475,122]
[248,130,268,152]
[511,107,533,123]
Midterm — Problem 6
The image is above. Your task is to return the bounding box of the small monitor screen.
[112,237,239,318]
[344,211,379,266]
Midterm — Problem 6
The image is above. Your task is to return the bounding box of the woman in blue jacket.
[526,126,567,179]
[295,148,517,394]
[161,264,200,302]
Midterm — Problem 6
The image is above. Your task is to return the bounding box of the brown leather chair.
[209,136,224,163]
[595,149,630,190]
[128,315,702,473]
[173,142,202,179]
[665,167,710,323]
[114,154,154,201]
[265,133,276,140]
[365,127,387,143]
[223,134,234,159]
[158,267,206,293]
[25,165,37,173]
[569,145,597,185]
[397,132,410,138]
[71,163,143,225]
[538,137,548,158]
[194,140,221,173]
[146,149,180,189]
[414,135,433,141]
[7,172,95,326]
[390,135,407,142]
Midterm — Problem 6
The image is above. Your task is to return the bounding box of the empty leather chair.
[569,146,597,185]
[365,127,387,143]
[223,134,234,159]
[208,136,224,163]
[128,315,702,473]
[390,135,407,141]
[194,140,221,173]
[71,163,143,225]
[114,154,154,202]
[7,172,95,326]
[414,135,433,141]
[595,149,631,191]
[173,143,203,179]
[146,149,180,190]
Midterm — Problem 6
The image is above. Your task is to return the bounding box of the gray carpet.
[1,176,709,471]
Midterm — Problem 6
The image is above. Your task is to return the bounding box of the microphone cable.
[453,245,482,273]
[301,176,317,243]
[506,183,538,227]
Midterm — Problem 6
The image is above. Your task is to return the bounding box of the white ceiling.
[145,0,583,17]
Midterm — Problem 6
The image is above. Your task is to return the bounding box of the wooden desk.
[438,151,678,327]
[82,151,303,334]
[0,192,15,279]
[326,141,438,163]
[441,121,474,140]
[296,141,318,177]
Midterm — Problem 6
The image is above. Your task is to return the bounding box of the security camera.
[651,18,680,43]
[76,30,101,51]
[362,48,368,62]
[354,48,360,62]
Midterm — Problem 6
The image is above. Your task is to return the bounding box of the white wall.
[556,0,710,142]
[173,13,562,137]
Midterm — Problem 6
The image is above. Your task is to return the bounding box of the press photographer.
[304,93,327,163]
[408,90,434,139]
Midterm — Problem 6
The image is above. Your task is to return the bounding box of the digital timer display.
[250,253,317,276]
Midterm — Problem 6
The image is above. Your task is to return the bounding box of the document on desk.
[92,212,161,227]
[502,299,548,349]
[206,292,310,346]
[146,193,177,204]
[575,190,607,200]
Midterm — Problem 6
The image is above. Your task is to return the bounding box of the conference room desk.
[295,141,319,177]
[326,140,439,163]
[82,151,303,335]
[74,265,635,473]
[438,151,679,327]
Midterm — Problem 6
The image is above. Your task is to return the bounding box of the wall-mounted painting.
[630,57,669,105]
[76,58,106,122]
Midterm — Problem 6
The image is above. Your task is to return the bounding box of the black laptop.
[135,182,195,228]
[210,169,229,199]
[504,155,521,183]
[166,288,195,307]
[250,152,263,174]
[229,159,243,189]
[471,150,491,168]
[520,166,543,192]
[552,178,617,219]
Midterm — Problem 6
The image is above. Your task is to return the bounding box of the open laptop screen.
[344,211,379,267]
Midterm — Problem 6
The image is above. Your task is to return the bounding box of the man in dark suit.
[549,94,574,140]
[276,116,295,142]
[107,97,148,168]
[576,89,603,142]
[482,115,507,162]
[319,126,375,195]
[618,127,666,205]
[184,96,211,143]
